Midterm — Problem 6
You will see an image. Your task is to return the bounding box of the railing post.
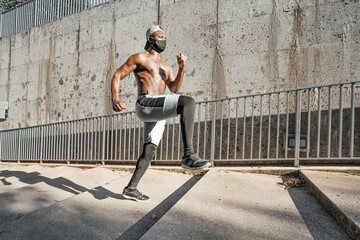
[67,122,71,164]
[102,117,106,165]
[0,131,2,161]
[17,129,21,163]
[0,14,3,38]
[40,126,44,163]
[34,0,38,26]
[294,90,301,167]
[57,0,61,19]
[210,102,216,166]
[15,7,19,34]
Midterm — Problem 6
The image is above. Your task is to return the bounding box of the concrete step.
[140,170,350,240]
[300,170,360,240]
[0,166,127,226]
[0,169,193,240]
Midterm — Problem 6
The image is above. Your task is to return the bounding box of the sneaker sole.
[181,162,212,171]
[122,194,150,202]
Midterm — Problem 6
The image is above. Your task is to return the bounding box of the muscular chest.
[134,63,167,82]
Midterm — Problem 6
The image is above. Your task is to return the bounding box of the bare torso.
[111,47,186,112]
[133,52,170,96]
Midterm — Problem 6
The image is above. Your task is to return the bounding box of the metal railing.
[0,0,110,38]
[0,80,359,166]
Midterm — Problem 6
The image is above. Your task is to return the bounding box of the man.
[111,25,211,202]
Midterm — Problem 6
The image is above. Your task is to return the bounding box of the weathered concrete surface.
[0,166,352,239]
[300,170,360,240]
[0,168,193,240]
[0,0,359,130]
[141,170,349,240]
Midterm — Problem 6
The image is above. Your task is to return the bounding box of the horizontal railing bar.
[196,80,360,104]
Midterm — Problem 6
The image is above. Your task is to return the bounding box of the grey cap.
[144,25,164,50]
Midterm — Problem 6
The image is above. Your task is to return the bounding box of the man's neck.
[148,49,162,58]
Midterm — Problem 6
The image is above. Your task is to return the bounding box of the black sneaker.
[122,187,150,202]
[182,154,211,170]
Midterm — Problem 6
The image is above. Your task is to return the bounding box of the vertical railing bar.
[52,124,56,160]
[133,115,136,161]
[327,87,332,158]
[226,100,231,160]
[115,115,118,160]
[172,117,175,160]
[80,120,84,160]
[119,115,123,161]
[0,132,2,160]
[259,95,263,159]
[276,93,280,159]
[294,90,301,167]
[250,97,254,159]
[138,118,141,159]
[111,116,114,160]
[285,92,289,159]
[203,103,208,159]
[317,88,322,158]
[242,97,246,159]
[102,117,106,164]
[90,118,94,160]
[210,102,216,163]
[67,122,71,163]
[177,116,181,160]
[267,94,271,159]
[128,114,132,161]
[124,114,127,161]
[87,119,90,159]
[306,89,311,158]
[40,125,44,162]
[166,119,169,161]
[338,85,343,158]
[219,101,223,160]
[197,103,201,155]
[350,83,355,158]
[77,121,81,160]
[94,118,98,160]
[234,98,239,160]
[17,130,21,161]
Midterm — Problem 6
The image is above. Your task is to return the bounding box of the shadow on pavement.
[0,170,123,201]
[0,170,88,195]
[117,172,207,240]
[281,175,350,240]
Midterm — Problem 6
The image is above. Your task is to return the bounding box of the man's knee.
[143,142,157,158]
[177,96,195,114]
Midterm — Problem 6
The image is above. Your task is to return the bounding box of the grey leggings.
[127,95,196,188]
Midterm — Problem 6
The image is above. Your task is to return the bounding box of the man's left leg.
[122,120,165,202]
[176,95,211,170]
[122,143,157,202]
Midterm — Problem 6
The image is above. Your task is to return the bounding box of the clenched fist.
[176,53,187,68]
[112,97,127,112]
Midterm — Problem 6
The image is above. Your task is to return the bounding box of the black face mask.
[149,37,166,52]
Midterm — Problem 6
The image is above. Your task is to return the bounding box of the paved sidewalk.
[0,164,353,239]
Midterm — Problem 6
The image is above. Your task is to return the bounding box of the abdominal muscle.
[135,73,167,96]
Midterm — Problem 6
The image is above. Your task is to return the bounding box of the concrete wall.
[0,0,359,130]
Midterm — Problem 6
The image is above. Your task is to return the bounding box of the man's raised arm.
[166,53,187,93]
[111,55,137,112]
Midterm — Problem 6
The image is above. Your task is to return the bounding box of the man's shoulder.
[129,52,148,61]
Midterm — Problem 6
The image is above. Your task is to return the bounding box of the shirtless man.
[111,26,211,202]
